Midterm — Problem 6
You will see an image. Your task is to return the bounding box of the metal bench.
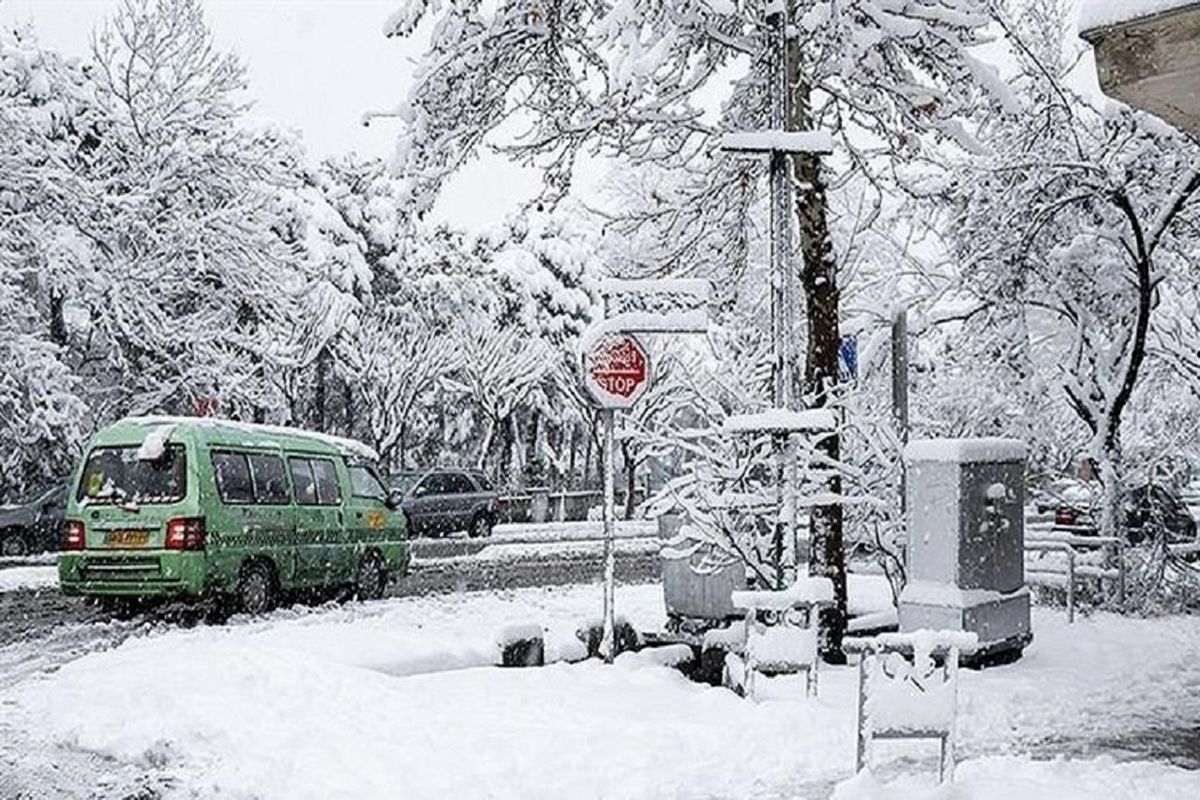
[844,631,979,784]
[725,576,834,699]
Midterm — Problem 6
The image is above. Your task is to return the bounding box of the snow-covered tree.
[340,311,464,471]
[387,0,1010,655]
[452,324,555,482]
[59,0,310,420]
[946,0,1200,540]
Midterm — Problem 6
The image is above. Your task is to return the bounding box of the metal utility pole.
[723,5,835,591]
[768,3,797,589]
[891,310,910,438]
[768,3,796,411]
[600,407,617,663]
[892,309,910,516]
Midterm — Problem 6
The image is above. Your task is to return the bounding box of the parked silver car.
[0,484,67,556]
[390,468,498,539]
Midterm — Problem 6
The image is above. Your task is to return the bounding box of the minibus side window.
[288,458,318,505]
[348,464,386,501]
[249,454,290,505]
[311,459,342,506]
[212,452,254,505]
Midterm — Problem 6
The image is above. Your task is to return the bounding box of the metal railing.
[1024,532,1126,622]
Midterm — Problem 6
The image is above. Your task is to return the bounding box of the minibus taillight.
[63,520,86,551]
[165,517,206,551]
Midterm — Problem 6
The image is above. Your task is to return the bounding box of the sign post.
[582,334,651,663]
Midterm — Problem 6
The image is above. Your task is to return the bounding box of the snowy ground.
[0,564,57,592]
[493,519,658,542]
[2,582,1199,799]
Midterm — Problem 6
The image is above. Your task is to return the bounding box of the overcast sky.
[3,1,1106,230]
[0,0,541,228]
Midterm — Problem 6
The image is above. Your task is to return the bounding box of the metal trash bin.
[659,515,747,623]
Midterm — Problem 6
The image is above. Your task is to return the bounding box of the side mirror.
[386,488,405,510]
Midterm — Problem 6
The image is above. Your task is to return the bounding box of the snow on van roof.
[124,416,380,461]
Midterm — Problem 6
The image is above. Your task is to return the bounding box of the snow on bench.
[731,576,834,610]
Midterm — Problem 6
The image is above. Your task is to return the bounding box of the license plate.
[104,530,150,547]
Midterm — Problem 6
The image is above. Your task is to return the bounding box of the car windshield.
[391,473,421,494]
[77,445,188,505]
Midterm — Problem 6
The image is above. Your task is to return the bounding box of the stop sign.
[583,334,652,409]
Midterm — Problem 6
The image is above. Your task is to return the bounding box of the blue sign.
[838,335,858,381]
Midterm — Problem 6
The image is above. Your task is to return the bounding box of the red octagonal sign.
[583,334,652,409]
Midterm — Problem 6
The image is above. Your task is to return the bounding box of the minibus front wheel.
[355,551,386,601]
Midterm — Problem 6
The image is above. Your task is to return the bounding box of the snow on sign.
[583,334,651,409]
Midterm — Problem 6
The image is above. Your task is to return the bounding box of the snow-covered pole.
[600,407,617,663]
[891,309,909,441]
[720,6,837,588]
[892,309,910,520]
[770,2,796,589]
[768,0,794,413]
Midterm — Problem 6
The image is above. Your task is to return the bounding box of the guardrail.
[1025,531,1125,622]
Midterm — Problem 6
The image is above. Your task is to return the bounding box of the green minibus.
[58,417,409,614]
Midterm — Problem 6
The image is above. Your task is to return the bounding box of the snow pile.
[864,649,958,734]
[1079,0,1200,34]
[732,575,835,609]
[702,619,746,649]
[135,423,175,461]
[723,408,838,434]
[130,416,380,461]
[721,130,835,154]
[900,580,1029,609]
[615,643,694,668]
[0,565,57,593]
[834,756,1200,799]
[904,438,1025,464]
[578,310,708,353]
[5,587,1200,798]
[4,586,859,799]
[750,625,819,668]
